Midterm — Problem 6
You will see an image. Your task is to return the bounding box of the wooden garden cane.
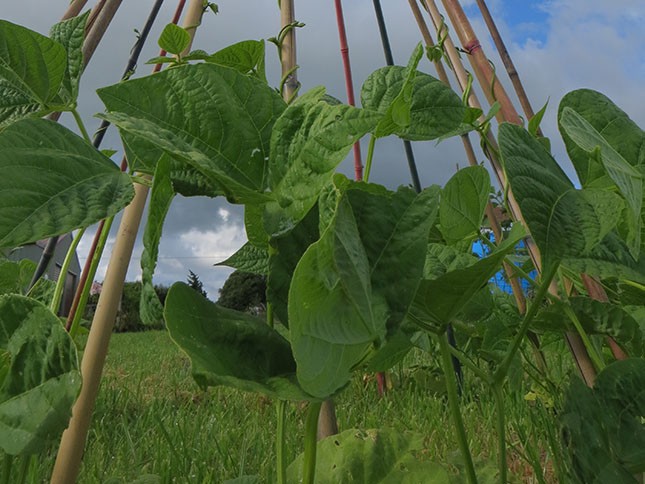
[426,0,597,385]
[61,0,90,21]
[65,0,178,333]
[50,2,206,482]
[474,0,540,134]
[473,0,628,361]
[406,0,556,379]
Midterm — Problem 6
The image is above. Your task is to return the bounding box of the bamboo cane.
[82,0,124,63]
[280,0,299,101]
[85,0,107,35]
[439,0,521,125]
[475,0,540,132]
[422,0,597,386]
[50,3,205,482]
[409,0,554,377]
[61,0,90,21]
[470,0,622,360]
[408,0,528,316]
[334,0,363,180]
[64,0,172,333]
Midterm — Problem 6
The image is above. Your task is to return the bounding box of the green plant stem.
[505,261,541,293]
[130,175,153,187]
[562,305,605,371]
[69,217,114,338]
[71,108,91,143]
[2,455,12,484]
[363,135,377,182]
[267,302,274,328]
[492,384,507,484]
[438,333,478,484]
[15,456,30,484]
[276,399,287,484]
[494,263,559,384]
[448,344,490,382]
[266,245,277,328]
[302,401,323,484]
[50,228,86,314]
[621,279,645,292]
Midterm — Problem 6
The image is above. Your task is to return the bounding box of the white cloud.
[179,225,246,262]
[218,207,230,222]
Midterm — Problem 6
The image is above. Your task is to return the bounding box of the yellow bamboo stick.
[50,3,207,482]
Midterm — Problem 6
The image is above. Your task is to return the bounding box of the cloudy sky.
[4,0,644,299]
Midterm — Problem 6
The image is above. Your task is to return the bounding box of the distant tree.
[84,281,168,332]
[217,271,266,313]
[187,269,207,298]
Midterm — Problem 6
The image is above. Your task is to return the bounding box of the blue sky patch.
[464,0,550,46]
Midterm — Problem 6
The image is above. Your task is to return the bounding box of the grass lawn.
[28,330,569,483]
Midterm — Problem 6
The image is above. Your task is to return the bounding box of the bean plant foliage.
[0,15,643,484]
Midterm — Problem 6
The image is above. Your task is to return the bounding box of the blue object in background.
[472,234,537,295]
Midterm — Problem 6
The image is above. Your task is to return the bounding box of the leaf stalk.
[302,401,322,484]
[276,400,287,484]
[438,333,478,484]
[494,263,558,384]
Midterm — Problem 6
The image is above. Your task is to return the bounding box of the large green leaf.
[243,203,269,247]
[459,289,522,365]
[499,123,625,272]
[263,87,379,236]
[560,106,643,257]
[0,259,35,298]
[0,118,134,249]
[49,11,89,103]
[267,205,319,327]
[289,197,387,398]
[370,44,424,138]
[118,131,222,198]
[0,20,67,127]
[439,166,490,244]
[345,181,441,330]
[164,282,311,400]
[97,63,285,203]
[558,89,644,187]
[0,295,81,455]
[561,359,645,483]
[562,232,645,283]
[140,156,175,326]
[0,259,26,296]
[423,243,478,280]
[287,428,451,483]
[361,51,464,140]
[207,40,266,82]
[408,225,525,333]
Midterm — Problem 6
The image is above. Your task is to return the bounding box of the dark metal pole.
[372,0,462,389]
[371,0,422,193]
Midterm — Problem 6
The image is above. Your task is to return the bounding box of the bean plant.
[0,14,643,484]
